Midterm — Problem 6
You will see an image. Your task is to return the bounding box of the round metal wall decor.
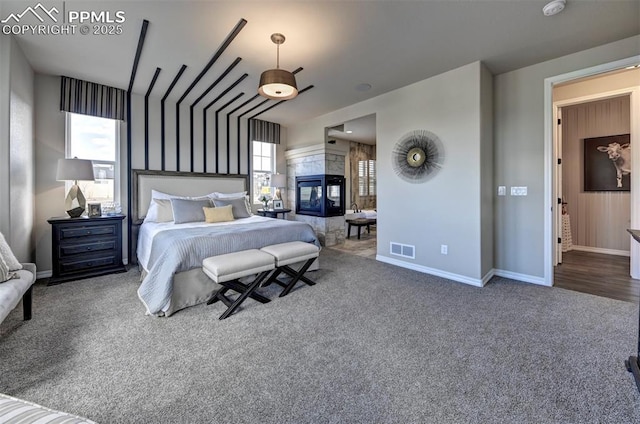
[392,130,444,183]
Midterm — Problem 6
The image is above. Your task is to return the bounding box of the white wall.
[494,35,640,279]
[0,34,34,262]
[289,61,491,284]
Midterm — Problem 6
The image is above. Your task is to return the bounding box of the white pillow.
[211,191,247,199]
[144,190,210,223]
[0,232,22,271]
[0,254,16,283]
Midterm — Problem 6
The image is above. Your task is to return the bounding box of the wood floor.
[331,237,639,303]
[554,250,640,303]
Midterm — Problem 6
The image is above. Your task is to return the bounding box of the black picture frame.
[88,203,102,218]
[583,134,630,192]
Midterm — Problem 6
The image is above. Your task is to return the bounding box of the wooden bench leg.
[279,258,317,298]
[357,225,362,239]
[347,223,352,239]
[23,286,33,321]
[218,270,272,320]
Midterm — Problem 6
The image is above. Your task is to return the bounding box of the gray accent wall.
[494,35,640,278]
[288,61,493,283]
[0,35,34,263]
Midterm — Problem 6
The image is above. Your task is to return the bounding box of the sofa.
[0,262,36,325]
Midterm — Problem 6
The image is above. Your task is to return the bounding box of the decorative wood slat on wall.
[561,96,631,251]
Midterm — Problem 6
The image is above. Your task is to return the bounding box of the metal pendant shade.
[258,33,298,100]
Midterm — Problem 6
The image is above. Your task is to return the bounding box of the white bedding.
[137,215,274,272]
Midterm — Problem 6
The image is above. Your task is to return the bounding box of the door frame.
[544,55,640,285]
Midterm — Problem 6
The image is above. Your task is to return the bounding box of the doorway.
[325,114,377,258]
[545,57,640,292]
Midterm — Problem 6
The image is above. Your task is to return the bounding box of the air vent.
[390,242,415,259]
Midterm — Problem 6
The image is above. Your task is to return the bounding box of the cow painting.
[597,142,631,187]
[584,134,631,192]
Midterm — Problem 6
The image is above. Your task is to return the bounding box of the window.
[358,159,376,196]
[252,141,275,203]
[66,112,119,204]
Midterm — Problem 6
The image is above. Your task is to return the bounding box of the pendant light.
[258,33,298,100]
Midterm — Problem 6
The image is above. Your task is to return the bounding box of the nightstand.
[257,208,291,219]
[48,215,127,285]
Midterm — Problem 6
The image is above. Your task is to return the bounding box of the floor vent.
[390,242,415,259]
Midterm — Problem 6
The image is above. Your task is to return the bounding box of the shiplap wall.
[561,96,631,251]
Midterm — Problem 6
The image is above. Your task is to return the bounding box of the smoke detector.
[543,0,566,16]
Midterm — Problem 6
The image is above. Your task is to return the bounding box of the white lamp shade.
[270,173,287,188]
[56,158,95,181]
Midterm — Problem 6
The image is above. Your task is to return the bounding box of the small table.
[346,218,376,239]
[257,208,291,219]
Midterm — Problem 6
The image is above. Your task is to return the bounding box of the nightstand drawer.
[59,224,116,240]
[60,255,117,273]
[59,240,116,257]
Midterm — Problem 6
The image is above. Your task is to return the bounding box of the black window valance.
[250,119,280,144]
[60,76,126,121]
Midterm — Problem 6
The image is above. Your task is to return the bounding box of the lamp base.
[66,206,84,218]
[65,183,87,217]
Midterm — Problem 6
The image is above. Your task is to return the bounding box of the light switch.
[510,186,528,196]
[498,186,506,196]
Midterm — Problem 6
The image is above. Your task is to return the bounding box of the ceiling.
[2,0,639,129]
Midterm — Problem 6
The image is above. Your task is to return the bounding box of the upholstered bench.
[0,263,36,325]
[203,249,275,320]
[260,241,320,297]
[0,393,95,423]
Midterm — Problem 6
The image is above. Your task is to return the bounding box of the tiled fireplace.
[285,144,347,246]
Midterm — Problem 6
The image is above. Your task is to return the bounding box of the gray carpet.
[1,248,640,423]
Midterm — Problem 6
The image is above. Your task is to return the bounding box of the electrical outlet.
[498,186,506,196]
[441,244,448,255]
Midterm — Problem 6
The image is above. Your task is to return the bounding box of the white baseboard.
[570,245,630,257]
[36,270,52,279]
[376,255,484,287]
[492,268,549,286]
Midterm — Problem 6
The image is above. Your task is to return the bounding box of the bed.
[132,170,320,317]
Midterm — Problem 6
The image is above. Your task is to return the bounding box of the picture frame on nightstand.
[87,203,102,218]
[273,200,283,209]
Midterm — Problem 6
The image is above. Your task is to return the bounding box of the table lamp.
[56,158,95,218]
[270,173,286,201]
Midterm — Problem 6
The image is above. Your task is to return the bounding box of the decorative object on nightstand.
[87,203,102,218]
[47,214,127,285]
[56,157,95,218]
[270,173,286,201]
[273,199,284,209]
[258,194,272,209]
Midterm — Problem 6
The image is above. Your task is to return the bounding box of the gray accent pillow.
[171,198,211,224]
[212,197,251,219]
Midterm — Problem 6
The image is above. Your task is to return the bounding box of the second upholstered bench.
[203,249,275,320]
